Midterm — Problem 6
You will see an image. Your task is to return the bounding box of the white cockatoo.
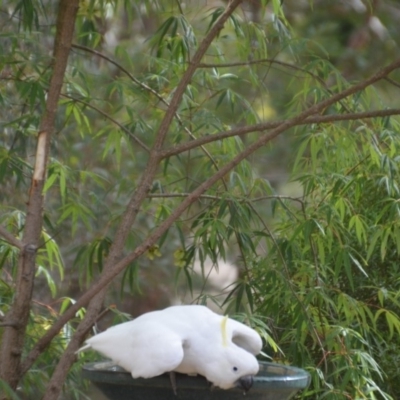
[78,305,262,392]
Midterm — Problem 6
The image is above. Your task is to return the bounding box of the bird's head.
[200,315,259,392]
[204,346,259,391]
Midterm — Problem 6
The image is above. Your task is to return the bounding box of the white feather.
[79,305,262,390]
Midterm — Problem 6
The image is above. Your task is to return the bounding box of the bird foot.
[169,371,177,395]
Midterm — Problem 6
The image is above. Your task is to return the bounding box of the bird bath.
[82,361,310,400]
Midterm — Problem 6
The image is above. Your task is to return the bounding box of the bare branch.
[0,225,23,249]
[160,108,400,159]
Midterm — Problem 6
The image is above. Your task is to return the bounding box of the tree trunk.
[0,0,79,395]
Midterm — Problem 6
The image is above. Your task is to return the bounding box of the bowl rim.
[82,361,311,390]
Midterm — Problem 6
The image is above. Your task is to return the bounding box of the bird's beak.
[236,375,254,393]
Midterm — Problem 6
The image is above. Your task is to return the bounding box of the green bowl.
[83,361,310,400]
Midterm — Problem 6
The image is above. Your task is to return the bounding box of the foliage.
[250,114,400,399]
[1,0,400,399]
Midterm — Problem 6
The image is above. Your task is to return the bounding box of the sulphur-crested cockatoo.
[78,305,262,392]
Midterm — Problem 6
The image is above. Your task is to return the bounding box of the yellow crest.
[220,315,229,347]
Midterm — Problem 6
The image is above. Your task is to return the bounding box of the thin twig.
[198,57,328,85]
[60,93,150,153]
[384,77,400,89]
[72,44,171,107]
[198,57,353,111]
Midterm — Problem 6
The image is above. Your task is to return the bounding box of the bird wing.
[228,318,262,355]
[85,319,184,378]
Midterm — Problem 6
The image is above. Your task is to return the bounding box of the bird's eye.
[233,366,238,372]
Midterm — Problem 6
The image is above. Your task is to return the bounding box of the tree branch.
[21,57,400,382]
[0,225,23,249]
[147,192,303,205]
[198,57,328,84]
[160,108,400,159]
[0,322,20,328]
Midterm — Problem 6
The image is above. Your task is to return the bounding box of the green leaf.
[36,266,57,298]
